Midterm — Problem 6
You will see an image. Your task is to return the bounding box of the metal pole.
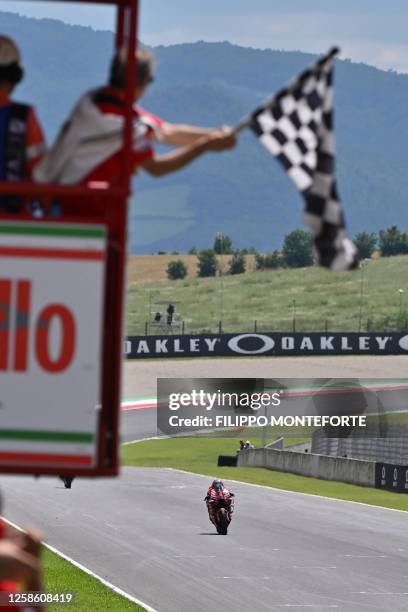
[292,299,296,332]
[121,0,138,187]
[218,232,224,328]
[358,261,365,332]
[115,3,125,50]
[398,289,404,319]
[262,403,267,448]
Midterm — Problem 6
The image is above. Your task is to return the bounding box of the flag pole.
[233,47,340,135]
[233,114,253,134]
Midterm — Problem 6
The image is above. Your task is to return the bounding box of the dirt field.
[127,254,256,285]
[123,355,408,397]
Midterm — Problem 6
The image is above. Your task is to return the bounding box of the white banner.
[0,221,106,471]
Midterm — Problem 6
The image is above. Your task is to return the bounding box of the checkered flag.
[241,48,358,271]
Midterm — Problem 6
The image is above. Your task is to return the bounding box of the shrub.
[353,232,377,259]
[228,250,246,275]
[197,249,217,277]
[256,250,285,270]
[378,226,408,256]
[213,233,233,254]
[166,259,188,280]
[282,229,313,268]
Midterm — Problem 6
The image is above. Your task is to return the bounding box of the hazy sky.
[1,0,408,73]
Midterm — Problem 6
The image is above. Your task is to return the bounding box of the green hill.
[126,254,408,335]
[2,11,408,252]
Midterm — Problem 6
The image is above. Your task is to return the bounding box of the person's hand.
[0,539,40,584]
[18,529,42,560]
[204,126,236,152]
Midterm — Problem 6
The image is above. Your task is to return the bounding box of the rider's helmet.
[212,479,224,494]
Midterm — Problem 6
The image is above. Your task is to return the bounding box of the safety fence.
[130,314,408,336]
[311,424,408,465]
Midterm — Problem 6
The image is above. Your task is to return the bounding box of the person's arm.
[140,127,236,177]
[158,121,214,147]
[20,529,42,594]
[0,539,40,584]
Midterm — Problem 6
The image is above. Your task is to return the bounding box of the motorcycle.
[211,496,234,535]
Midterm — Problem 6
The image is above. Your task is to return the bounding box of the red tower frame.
[0,0,139,476]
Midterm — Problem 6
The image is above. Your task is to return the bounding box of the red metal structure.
[0,0,139,476]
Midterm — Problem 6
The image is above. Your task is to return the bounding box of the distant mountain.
[2,11,408,252]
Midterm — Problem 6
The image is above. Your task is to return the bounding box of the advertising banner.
[126,332,408,358]
[0,221,106,473]
[375,463,408,493]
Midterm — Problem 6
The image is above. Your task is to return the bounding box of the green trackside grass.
[122,437,408,513]
[126,254,408,334]
[43,548,145,611]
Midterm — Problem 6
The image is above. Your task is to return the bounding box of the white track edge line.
[1,516,158,612]
[122,436,168,446]
[164,468,408,515]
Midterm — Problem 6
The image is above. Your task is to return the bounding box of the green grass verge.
[43,548,145,611]
[122,436,408,512]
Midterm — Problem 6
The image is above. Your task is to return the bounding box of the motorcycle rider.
[204,479,234,525]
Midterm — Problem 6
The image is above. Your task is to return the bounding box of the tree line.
[165,226,408,280]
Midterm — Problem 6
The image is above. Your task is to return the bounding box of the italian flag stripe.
[0,223,105,239]
[0,430,94,443]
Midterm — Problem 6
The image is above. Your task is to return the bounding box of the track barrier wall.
[237,447,376,487]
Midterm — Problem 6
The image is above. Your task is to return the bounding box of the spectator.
[244,440,254,450]
[239,440,245,451]
[0,35,46,212]
[166,303,175,326]
[154,312,162,323]
[34,47,236,191]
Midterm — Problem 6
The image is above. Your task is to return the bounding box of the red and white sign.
[0,221,106,471]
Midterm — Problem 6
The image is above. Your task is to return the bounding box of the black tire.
[62,476,74,489]
[218,509,228,535]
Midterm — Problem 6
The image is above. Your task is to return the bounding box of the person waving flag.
[236,48,358,271]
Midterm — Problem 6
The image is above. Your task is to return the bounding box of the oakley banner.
[375,463,408,493]
[125,332,408,359]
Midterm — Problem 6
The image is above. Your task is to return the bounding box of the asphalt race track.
[1,467,408,611]
[122,355,408,398]
[2,355,408,611]
[121,355,408,442]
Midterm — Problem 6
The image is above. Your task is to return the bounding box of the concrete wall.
[237,447,376,487]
